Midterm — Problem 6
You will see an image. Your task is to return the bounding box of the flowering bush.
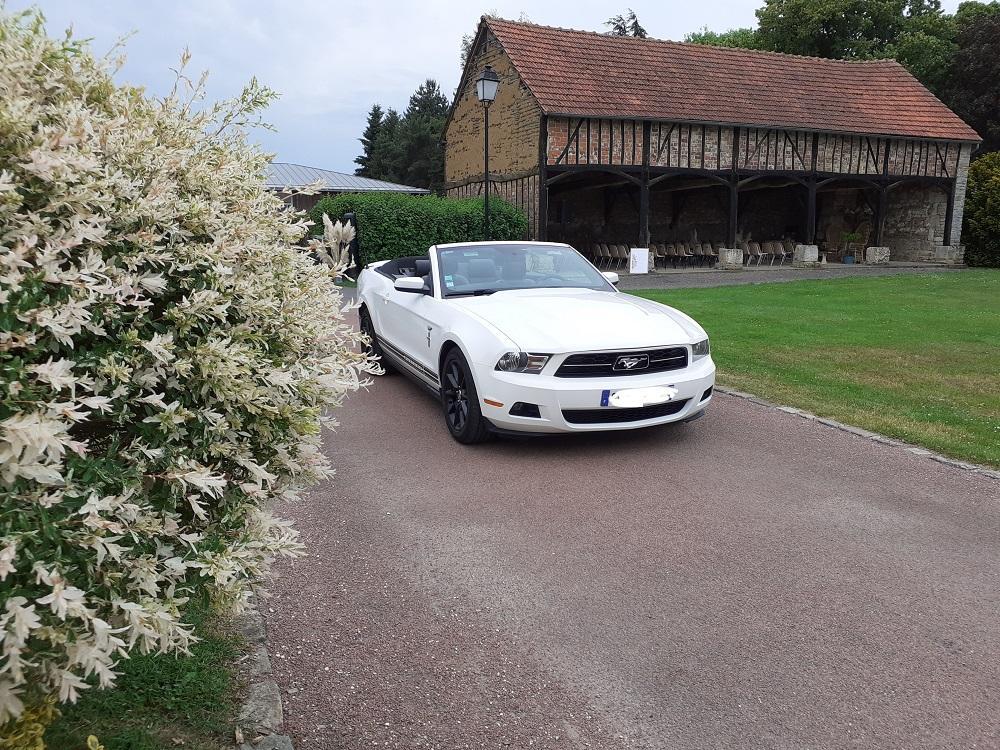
[0,8,374,727]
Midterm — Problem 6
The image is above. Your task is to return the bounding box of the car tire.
[440,349,492,444]
[359,307,396,375]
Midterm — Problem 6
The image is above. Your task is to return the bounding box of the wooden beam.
[873,185,887,246]
[806,178,817,244]
[640,121,651,247]
[943,180,956,245]
[727,177,738,247]
[538,116,548,241]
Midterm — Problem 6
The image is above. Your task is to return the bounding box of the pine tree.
[354,104,384,176]
[605,9,647,38]
[405,79,449,120]
[369,108,404,183]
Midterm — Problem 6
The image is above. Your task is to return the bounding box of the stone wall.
[816,188,875,249]
[444,31,541,186]
[883,183,949,260]
[949,143,972,246]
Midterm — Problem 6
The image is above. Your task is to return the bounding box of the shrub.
[310,192,528,263]
[963,152,1000,267]
[0,7,374,730]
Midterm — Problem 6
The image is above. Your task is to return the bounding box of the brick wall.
[444,31,541,186]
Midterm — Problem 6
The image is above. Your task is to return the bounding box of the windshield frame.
[434,242,615,299]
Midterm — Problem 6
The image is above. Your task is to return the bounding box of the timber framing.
[445,18,981,249]
[537,117,965,246]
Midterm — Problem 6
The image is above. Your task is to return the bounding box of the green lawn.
[45,599,239,750]
[632,270,1000,467]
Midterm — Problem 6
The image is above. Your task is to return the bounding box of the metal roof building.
[267,162,429,211]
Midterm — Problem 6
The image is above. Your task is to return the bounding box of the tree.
[0,6,373,733]
[405,78,449,120]
[354,104,384,176]
[605,9,648,37]
[754,0,936,59]
[946,2,1000,153]
[397,80,450,192]
[685,0,986,103]
[962,152,1000,266]
[365,108,403,183]
[684,26,765,48]
[354,80,450,192]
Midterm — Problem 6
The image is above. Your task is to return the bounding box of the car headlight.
[691,338,710,361]
[495,351,550,374]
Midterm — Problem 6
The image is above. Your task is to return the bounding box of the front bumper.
[475,356,716,433]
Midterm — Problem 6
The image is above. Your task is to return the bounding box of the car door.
[380,257,449,385]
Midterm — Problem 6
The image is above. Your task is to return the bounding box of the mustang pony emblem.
[614,354,649,371]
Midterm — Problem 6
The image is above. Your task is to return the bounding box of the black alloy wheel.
[440,349,491,444]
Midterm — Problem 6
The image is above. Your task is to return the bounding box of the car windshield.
[437,244,611,297]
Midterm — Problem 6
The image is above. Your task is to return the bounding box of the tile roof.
[485,18,980,142]
[266,163,429,194]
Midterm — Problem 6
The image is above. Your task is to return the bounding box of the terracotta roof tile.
[486,19,981,142]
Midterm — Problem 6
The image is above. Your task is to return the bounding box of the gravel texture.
[264,379,1000,750]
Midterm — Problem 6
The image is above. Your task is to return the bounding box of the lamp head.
[475,65,500,104]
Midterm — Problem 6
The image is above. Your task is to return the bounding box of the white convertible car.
[357,241,715,443]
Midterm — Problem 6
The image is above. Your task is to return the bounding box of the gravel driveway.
[264,377,999,749]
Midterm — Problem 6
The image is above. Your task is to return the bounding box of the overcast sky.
[24,1,962,178]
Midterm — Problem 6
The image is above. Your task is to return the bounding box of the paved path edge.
[716,386,1000,482]
[233,586,295,750]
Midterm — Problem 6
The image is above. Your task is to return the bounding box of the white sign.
[610,386,678,408]
[629,247,649,274]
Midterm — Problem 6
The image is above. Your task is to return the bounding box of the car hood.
[447,288,705,352]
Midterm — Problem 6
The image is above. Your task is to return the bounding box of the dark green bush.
[310,192,528,263]
[963,152,1000,267]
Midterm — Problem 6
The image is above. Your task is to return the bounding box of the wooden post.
[537,116,548,241]
[943,180,956,246]
[872,185,887,246]
[727,178,738,247]
[639,121,651,247]
[806,179,817,244]
[639,177,650,248]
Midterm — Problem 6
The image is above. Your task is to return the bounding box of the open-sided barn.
[444,18,981,264]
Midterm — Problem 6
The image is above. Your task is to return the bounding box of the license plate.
[601,386,678,408]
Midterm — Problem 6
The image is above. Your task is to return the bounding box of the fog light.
[509,402,541,418]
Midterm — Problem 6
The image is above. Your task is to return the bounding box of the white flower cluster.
[0,9,375,722]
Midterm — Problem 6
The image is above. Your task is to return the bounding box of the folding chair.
[703,242,718,267]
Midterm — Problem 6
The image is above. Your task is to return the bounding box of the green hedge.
[310,192,528,263]
[963,152,1000,268]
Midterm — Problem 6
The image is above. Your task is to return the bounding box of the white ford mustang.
[357,241,715,443]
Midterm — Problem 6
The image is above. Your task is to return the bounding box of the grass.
[632,270,1000,467]
[45,598,239,750]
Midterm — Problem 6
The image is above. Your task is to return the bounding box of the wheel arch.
[438,339,464,377]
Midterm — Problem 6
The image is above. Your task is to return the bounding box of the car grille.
[554,347,688,377]
[562,399,690,424]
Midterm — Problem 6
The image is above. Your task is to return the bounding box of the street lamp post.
[475,65,500,240]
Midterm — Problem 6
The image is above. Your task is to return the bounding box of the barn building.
[444,18,981,264]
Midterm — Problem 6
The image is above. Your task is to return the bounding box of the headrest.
[467,258,497,282]
[414,258,431,276]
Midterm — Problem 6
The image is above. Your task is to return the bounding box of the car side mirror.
[394,276,429,294]
[602,271,619,286]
